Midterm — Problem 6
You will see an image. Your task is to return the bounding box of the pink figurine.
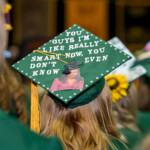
[50,61,84,91]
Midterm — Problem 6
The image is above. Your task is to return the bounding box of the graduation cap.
[62,61,83,74]
[12,24,132,133]
[65,61,82,70]
[108,37,146,82]
[105,37,146,103]
[132,51,150,82]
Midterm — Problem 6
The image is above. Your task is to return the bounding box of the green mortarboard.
[108,37,146,82]
[12,24,132,108]
[132,51,150,79]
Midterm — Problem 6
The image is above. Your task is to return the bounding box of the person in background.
[135,42,150,111]
[137,76,150,111]
[105,74,143,149]
[0,2,29,124]
[132,47,150,134]
[0,1,64,150]
[0,108,64,150]
[0,0,7,67]
[0,59,29,124]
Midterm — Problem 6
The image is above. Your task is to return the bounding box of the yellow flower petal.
[119,83,129,89]
[107,78,117,87]
[5,24,13,30]
[117,74,128,83]
[112,97,117,103]
[116,87,121,92]
[3,3,12,14]
[105,74,114,80]
[112,91,121,100]
[120,90,127,96]
[105,74,129,103]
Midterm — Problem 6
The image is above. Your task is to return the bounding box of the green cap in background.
[108,37,146,82]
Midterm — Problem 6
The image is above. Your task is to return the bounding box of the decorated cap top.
[12,24,132,108]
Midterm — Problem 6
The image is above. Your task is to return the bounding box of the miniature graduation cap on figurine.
[12,24,132,133]
[62,61,83,74]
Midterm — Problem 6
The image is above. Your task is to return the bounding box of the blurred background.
[7,0,150,64]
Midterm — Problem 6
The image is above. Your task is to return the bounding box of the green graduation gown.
[136,111,150,133]
[119,128,144,149]
[108,137,127,150]
[0,109,64,150]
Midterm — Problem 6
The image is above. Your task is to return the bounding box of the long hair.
[40,82,120,150]
[112,83,139,131]
[0,60,29,124]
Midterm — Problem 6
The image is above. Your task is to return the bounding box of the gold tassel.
[30,81,40,133]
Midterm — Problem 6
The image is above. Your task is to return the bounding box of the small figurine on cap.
[50,61,84,91]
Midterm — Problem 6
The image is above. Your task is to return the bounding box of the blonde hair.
[0,60,29,124]
[112,83,139,131]
[41,82,121,150]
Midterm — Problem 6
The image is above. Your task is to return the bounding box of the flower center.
[107,78,119,89]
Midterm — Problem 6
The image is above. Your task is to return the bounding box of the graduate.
[132,45,150,134]
[0,2,29,124]
[106,37,147,149]
[0,0,7,65]
[105,74,144,149]
[12,25,132,150]
[0,59,29,124]
[134,43,150,111]
[0,1,64,150]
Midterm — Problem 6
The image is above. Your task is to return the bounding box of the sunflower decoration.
[2,3,13,31]
[2,3,12,14]
[105,74,129,103]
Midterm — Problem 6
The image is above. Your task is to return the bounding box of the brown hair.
[41,82,120,150]
[112,83,139,131]
[137,77,150,111]
[0,60,29,124]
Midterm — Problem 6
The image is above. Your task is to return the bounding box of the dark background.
[7,0,150,61]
